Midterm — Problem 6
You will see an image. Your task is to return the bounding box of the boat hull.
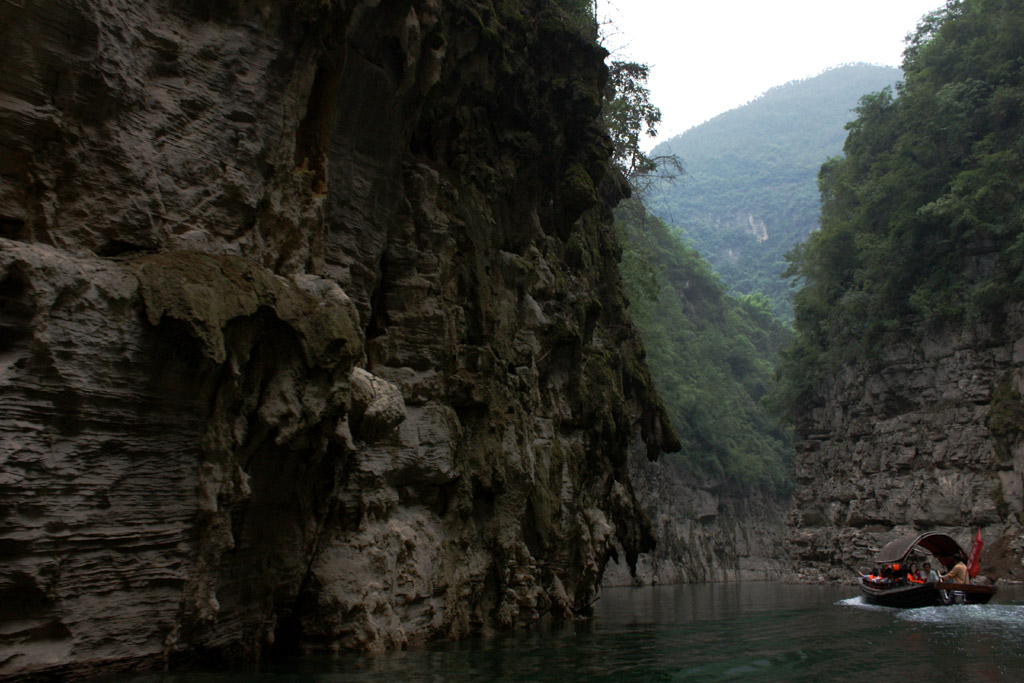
[859,581,996,608]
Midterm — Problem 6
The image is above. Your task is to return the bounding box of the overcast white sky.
[597,0,948,145]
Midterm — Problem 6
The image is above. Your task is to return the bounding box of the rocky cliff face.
[0,0,678,677]
[788,308,1024,581]
[602,445,788,587]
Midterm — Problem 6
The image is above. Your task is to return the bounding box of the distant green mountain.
[647,63,903,320]
[616,201,792,491]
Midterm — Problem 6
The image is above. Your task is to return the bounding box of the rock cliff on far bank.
[603,444,788,587]
[0,0,678,677]
[788,308,1024,582]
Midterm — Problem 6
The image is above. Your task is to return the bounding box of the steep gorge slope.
[788,314,1024,581]
[783,0,1024,581]
[0,0,677,677]
[648,64,901,320]
[605,205,792,585]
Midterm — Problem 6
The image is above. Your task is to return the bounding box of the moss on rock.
[129,251,362,367]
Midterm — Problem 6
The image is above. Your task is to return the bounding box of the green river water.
[115,582,1024,682]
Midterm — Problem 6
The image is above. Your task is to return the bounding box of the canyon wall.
[603,443,788,587]
[0,0,679,677]
[788,307,1024,581]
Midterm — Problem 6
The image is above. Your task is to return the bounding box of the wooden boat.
[858,532,997,608]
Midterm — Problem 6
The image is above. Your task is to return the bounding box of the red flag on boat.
[967,527,983,578]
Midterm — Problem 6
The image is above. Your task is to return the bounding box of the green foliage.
[604,61,662,180]
[645,65,903,321]
[616,201,794,491]
[778,0,1024,416]
[614,207,662,303]
[599,7,789,490]
[987,376,1024,442]
[553,0,598,38]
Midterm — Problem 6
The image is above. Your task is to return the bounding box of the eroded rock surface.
[0,0,677,677]
[788,308,1024,581]
[603,443,789,587]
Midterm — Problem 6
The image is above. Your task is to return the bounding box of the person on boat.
[923,562,940,583]
[942,556,970,584]
[906,563,924,584]
[892,563,907,585]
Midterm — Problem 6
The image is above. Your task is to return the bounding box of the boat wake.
[838,596,1024,639]
[836,596,889,611]
[897,604,1024,629]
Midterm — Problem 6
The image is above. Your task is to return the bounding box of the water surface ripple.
[117,583,1024,682]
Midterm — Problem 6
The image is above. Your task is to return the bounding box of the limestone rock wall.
[0,0,678,677]
[788,307,1024,581]
[603,443,789,587]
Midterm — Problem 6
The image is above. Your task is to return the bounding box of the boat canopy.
[873,532,967,565]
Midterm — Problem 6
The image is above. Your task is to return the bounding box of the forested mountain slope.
[780,0,1024,581]
[647,64,901,320]
[603,202,794,585]
[617,202,792,491]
